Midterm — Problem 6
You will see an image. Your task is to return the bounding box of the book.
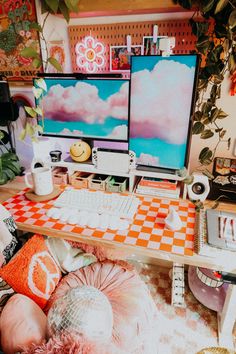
[136,186,180,199]
[136,184,179,194]
[194,209,232,257]
[139,176,177,190]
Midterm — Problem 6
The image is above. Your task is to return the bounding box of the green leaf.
[194,111,203,121]
[229,53,236,75]
[202,169,215,180]
[45,0,59,13]
[212,74,224,84]
[19,128,26,141]
[176,167,188,178]
[228,138,231,150]
[64,0,79,12]
[20,47,39,59]
[32,58,42,69]
[26,122,35,137]
[183,175,194,185]
[58,1,70,22]
[34,106,43,116]
[35,125,44,134]
[35,78,47,92]
[5,161,21,175]
[210,107,220,121]
[33,87,43,99]
[219,129,226,138]
[215,0,228,14]
[25,106,37,118]
[0,131,4,140]
[48,57,63,72]
[202,0,215,13]
[196,35,211,54]
[200,130,214,139]
[192,122,205,134]
[229,9,236,29]
[217,109,228,119]
[29,22,43,32]
[0,173,8,185]
[3,168,15,180]
[199,147,213,161]
[1,152,18,161]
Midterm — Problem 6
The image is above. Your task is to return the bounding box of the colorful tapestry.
[0,0,41,80]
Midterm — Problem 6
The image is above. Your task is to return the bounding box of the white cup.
[24,167,54,196]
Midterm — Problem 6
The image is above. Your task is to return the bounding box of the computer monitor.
[35,78,129,142]
[129,54,199,172]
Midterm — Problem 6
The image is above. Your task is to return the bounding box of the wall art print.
[110,45,143,72]
[0,0,41,80]
[143,36,167,55]
[47,40,65,73]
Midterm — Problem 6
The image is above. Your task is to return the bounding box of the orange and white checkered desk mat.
[3,190,195,256]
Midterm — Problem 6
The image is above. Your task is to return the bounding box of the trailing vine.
[173,0,236,170]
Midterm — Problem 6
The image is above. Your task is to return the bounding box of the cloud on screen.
[42,81,129,123]
[130,60,195,144]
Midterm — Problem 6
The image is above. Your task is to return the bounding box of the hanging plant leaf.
[229,9,236,29]
[229,53,236,75]
[20,47,40,59]
[33,87,43,99]
[64,0,79,12]
[58,1,70,22]
[183,174,194,185]
[219,129,226,138]
[48,57,63,72]
[35,78,47,92]
[215,0,229,14]
[19,128,26,141]
[44,0,59,14]
[212,74,224,84]
[228,138,231,149]
[210,107,220,121]
[32,57,42,69]
[29,22,43,32]
[24,106,37,118]
[194,111,203,121]
[200,130,214,139]
[192,122,204,134]
[199,147,213,162]
[34,107,43,116]
[196,35,211,54]
[217,109,228,119]
[202,169,215,180]
[202,0,215,14]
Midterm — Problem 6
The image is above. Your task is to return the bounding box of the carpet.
[135,262,236,354]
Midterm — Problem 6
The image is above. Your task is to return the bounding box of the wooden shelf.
[57,0,187,18]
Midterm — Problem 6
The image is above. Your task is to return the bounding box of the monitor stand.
[136,165,177,175]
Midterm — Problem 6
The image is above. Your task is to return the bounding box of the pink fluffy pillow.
[46,261,159,353]
[0,294,47,354]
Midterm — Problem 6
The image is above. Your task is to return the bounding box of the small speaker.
[187,174,210,202]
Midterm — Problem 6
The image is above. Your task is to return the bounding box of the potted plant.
[0,131,22,185]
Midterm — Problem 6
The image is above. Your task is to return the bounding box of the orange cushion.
[0,234,61,309]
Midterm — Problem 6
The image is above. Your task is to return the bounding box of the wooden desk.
[1,178,236,348]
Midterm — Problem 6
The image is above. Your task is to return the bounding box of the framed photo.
[47,40,66,73]
[110,45,143,72]
[142,36,167,56]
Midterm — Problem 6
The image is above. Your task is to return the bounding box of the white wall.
[34,2,236,173]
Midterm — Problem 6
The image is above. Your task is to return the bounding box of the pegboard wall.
[69,19,196,76]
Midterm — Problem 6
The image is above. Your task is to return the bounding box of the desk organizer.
[106,176,127,193]
[88,174,110,191]
[70,172,94,189]
[52,167,68,186]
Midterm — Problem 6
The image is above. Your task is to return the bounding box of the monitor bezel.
[34,77,130,143]
[128,53,200,173]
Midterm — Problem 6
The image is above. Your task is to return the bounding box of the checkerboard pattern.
[3,190,195,256]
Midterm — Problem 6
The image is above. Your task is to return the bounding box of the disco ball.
[47,285,113,343]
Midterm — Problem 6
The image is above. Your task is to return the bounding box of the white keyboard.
[54,188,140,219]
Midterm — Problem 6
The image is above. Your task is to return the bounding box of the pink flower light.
[75,35,105,73]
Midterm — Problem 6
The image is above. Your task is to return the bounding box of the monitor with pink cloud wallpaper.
[36,78,129,142]
[129,54,199,171]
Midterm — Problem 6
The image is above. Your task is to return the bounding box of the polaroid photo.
[142,36,167,55]
[110,45,143,72]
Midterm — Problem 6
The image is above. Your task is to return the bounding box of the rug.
[135,262,236,354]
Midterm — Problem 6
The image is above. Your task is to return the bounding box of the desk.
[1,177,236,348]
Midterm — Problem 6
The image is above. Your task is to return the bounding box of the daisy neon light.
[75,36,105,73]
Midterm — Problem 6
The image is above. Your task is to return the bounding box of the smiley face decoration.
[69,140,92,162]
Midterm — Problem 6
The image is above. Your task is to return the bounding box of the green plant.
[173,0,236,168]
[20,0,80,72]
[19,78,47,142]
[0,132,22,185]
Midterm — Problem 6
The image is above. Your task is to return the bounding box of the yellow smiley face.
[70,141,92,162]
